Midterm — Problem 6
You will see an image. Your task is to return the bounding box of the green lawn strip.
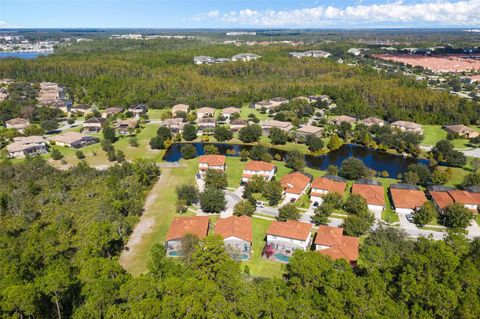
[225,157,247,188]
[239,104,268,121]
[373,177,400,223]
[242,217,283,278]
[123,158,199,276]
[293,193,311,209]
[422,124,475,149]
[418,225,445,232]
[147,109,170,120]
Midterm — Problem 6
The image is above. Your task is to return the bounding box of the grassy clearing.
[422,125,477,149]
[239,104,269,121]
[242,217,283,278]
[148,109,170,120]
[120,158,198,276]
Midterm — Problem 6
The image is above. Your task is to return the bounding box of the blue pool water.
[274,253,290,263]
[238,254,250,261]
[0,51,51,59]
[168,250,182,257]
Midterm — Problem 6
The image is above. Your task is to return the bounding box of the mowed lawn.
[121,158,199,275]
[422,125,477,149]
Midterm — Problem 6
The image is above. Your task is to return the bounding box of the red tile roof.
[314,226,359,262]
[267,220,312,241]
[430,191,454,209]
[215,216,252,243]
[244,161,275,172]
[311,177,346,195]
[352,184,385,206]
[198,154,226,167]
[166,216,210,241]
[281,172,311,195]
[390,188,427,209]
[448,190,480,205]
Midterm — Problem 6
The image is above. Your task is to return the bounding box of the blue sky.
[1,0,480,28]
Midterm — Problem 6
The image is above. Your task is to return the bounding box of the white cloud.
[187,10,220,22]
[191,1,480,27]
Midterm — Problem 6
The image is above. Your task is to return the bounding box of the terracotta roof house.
[265,220,313,262]
[242,161,276,183]
[196,107,215,119]
[215,216,253,260]
[390,120,423,134]
[448,190,480,211]
[444,125,479,139]
[296,125,323,138]
[172,104,190,115]
[254,100,275,110]
[198,155,226,174]
[128,104,147,118]
[230,119,248,131]
[47,132,99,148]
[330,115,357,125]
[390,187,427,215]
[281,172,312,201]
[5,118,30,132]
[116,119,139,135]
[314,225,359,265]
[352,183,385,213]
[261,120,293,133]
[160,118,185,133]
[359,117,386,127]
[82,117,106,133]
[102,107,124,118]
[165,216,210,257]
[430,191,455,211]
[7,136,47,158]
[310,176,347,205]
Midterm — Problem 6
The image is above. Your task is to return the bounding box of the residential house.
[128,104,147,118]
[116,119,139,135]
[6,136,47,158]
[310,176,347,205]
[193,56,216,65]
[296,125,323,139]
[289,50,331,58]
[264,220,313,262]
[231,53,261,62]
[221,107,239,122]
[268,97,289,108]
[38,82,64,106]
[160,118,185,133]
[172,104,190,116]
[352,182,385,213]
[254,100,275,110]
[359,117,386,127]
[444,125,479,139]
[198,155,226,175]
[165,216,210,257]
[314,225,359,265]
[430,191,455,212]
[47,132,99,148]
[0,89,8,102]
[448,190,480,211]
[280,172,312,201]
[390,184,427,215]
[197,118,216,134]
[230,119,248,131]
[5,118,30,133]
[102,107,124,118]
[241,161,276,183]
[390,120,423,134]
[82,117,106,133]
[196,107,215,119]
[215,216,252,260]
[330,115,357,125]
[70,104,92,115]
[261,120,293,133]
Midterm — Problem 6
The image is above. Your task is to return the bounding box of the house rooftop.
[262,120,292,129]
[244,161,276,172]
[430,191,455,210]
[390,120,422,130]
[230,119,247,126]
[390,188,427,209]
[359,117,385,126]
[6,118,29,125]
[267,220,312,241]
[47,132,91,145]
[198,154,226,167]
[314,226,359,262]
[448,190,480,205]
[221,107,239,114]
[281,172,312,195]
[166,216,210,241]
[172,104,190,112]
[311,176,347,195]
[444,124,476,134]
[215,216,252,243]
[352,183,385,206]
[84,117,106,124]
[331,115,357,123]
[297,125,322,134]
[197,107,215,113]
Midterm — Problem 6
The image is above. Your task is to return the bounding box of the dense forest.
[0,40,479,125]
[1,158,480,318]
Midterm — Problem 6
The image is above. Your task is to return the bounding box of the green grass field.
[422,125,478,149]
[239,104,269,121]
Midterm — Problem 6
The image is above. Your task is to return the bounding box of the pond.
[0,51,51,59]
[162,143,429,178]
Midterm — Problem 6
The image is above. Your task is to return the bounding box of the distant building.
[82,117,106,133]
[197,118,216,132]
[215,216,253,260]
[230,119,248,131]
[314,226,359,265]
[196,107,215,119]
[102,107,124,118]
[261,120,293,133]
[128,104,147,118]
[165,216,210,257]
[221,107,240,122]
[444,125,479,139]
[296,125,323,139]
[47,132,99,148]
[231,53,261,62]
[193,56,216,65]
[254,100,275,110]
[172,104,190,116]
[160,118,185,133]
[5,118,30,133]
[7,136,47,158]
[390,120,423,134]
[116,119,139,135]
[268,97,289,107]
[359,117,386,127]
[330,115,357,125]
[289,50,331,59]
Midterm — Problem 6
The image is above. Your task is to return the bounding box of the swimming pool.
[274,253,290,263]
[168,250,182,257]
[238,254,250,261]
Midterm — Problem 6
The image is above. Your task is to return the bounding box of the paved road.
[462,148,480,158]
[57,119,83,132]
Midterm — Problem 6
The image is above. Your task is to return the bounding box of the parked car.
[406,214,414,223]
[290,198,296,203]
[312,201,319,207]
[255,201,265,208]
